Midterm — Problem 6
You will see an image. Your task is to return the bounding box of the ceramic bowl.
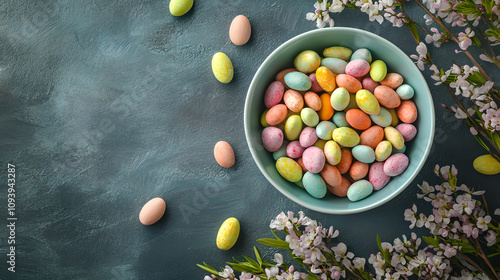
[244,27,435,214]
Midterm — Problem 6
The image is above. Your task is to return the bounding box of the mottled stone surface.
[0,1,498,279]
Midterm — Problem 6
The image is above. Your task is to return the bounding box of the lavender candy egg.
[383,153,409,176]
[395,123,417,142]
[286,141,304,159]
[264,81,285,108]
[345,59,370,78]
[303,171,327,198]
[369,162,390,190]
[302,146,326,173]
[321,57,347,74]
[350,48,372,63]
[299,127,318,148]
[284,71,312,91]
[262,126,284,152]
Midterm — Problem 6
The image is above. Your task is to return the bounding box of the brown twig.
[470,238,500,280]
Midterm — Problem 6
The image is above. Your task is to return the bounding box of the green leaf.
[407,23,421,42]
[376,234,383,253]
[456,0,481,16]
[492,133,500,150]
[271,230,284,241]
[487,252,500,258]
[196,262,220,275]
[257,238,290,250]
[483,0,494,16]
[422,236,440,248]
[474,134,491,151]
[243,256,261,270]
[450,239,477,253]
[227,262,261,274]
[254,246,263,266]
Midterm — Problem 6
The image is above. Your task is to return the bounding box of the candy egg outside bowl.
[244,28,435,214]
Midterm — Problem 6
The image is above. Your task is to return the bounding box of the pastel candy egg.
[316,121,337,140]
[327,176,350,197]
[276,157,302,182]
[266,104,288,126]
[320,164,342,187]
[395,123,417,141]
[302,146,326,173]
[313,139,327,150]
[374,85,401,108]
[375,140,392,162]
[350,161,369,181]
[283,89,304,112]
[380,73,404,89]
[384,126,405,150]
[383,153,409,176]
[332,127,360,147]
[370,107,393,127]
[370,60,387,82]
[332,111,350,128]
[212,52,233,83]
[387,108,400,127]
[216,217,240,250]
[262,126,284,152]
[346,109,371,130]
[336,74,362,93]
[276,68,296,85]
[336,149,353,174]
[345,59,370,78]
[369,162,390,190]
[286,141,304,158]
[356,89,380,115]
[301,108,320,127]
[396,84,415,100]
[350,48,372,63]
[308,73,324,92]
[352,145,375,164]
[285,115,302,140]
[318,93,335,121]
[299,127,318,148]
[229,15,251,46]
[330,87,350,111]
[347,180,373,201]
[344,93,359,111]
[321,57,347,74]
[362,77,379,93]
[139,197,166,225]
[316,66,337,92]
[284,72,312,91]
[294,50,321,73]
[359,125,384,149]
[304,91,322,111]
[323,46,352,61]
[391,144,406,155]
[473,154,500,175]
[169,0,193,16]
[214,141,235,168]
[264,81,285,108]
[397,100,418,123]
[303,171,327,198]
[324,140,342,165]
[272,141,288,160]
[261,109,270,127]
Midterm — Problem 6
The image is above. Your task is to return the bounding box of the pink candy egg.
[395,123,417,142]
[369,162,390,190]
[299,127,318,148]
[345,59,370,78]
[383,153,409,176]
[262,127,284,152]
[362,77,379,93]
[302,146,326,173]
[286,141,304,158]
[264,81,285,108]
[308,73,324,92]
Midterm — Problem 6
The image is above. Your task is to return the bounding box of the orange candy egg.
[336,74,362,93]
[304,91,322,111]
[283,89,304,112]
[336,149,352,174]
[349,161,369,181]
[346,109,371,130]
[319,164,342,188]
[296,157,308,173]
[266,104,288,125]
[315,66,337,92]
[397,100,418,123]
[318,93,335,120]
[327,176,350,197]
[359,125,384,149]
[373,85,401,108]
[380,73,404,89]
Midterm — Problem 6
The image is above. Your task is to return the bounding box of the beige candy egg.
[139,197,166,225]
[214,141,235,168]
[229,15,251,46]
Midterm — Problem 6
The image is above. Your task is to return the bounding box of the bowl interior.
[244,28,435,214]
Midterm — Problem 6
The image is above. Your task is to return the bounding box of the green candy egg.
[330,87,350,111]
[370,107,392,127]
[370,60,387,82]
[300,108,319,127]
[169,0,194,16]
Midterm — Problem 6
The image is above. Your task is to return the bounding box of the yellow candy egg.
[473,155,500,175]
[216,217,240,250]
[313,139,327,150]
[332,127,360,147]
[285,115,302,141]
[370,60,388,82]
[294,50,321,74]
[356,89,380,116]
[169,0,194,16]
[261,109,270,127]
[315,66,337,92]
[212,52,233,83]
[276,157,302,182]
[375,140,392,162]
[384,126,405,150]
[387,108,400,127]
[344,93,359,111]
[323,46,352,61]
[324,140,342,165]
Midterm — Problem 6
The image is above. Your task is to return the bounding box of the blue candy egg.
[347,180,373,201]
[332,111,350,128]
[316,121,337,140]
[391,144,406,155]
[303,171,327,198]
[350,48,372,64]
[352,145,375,163]
[320,57,347,74]
[396,84,415,100]
[284,71,312,91]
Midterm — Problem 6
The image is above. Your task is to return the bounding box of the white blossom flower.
[458,28,475,50]
[476,215,491,231]
[219,265,234,278]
